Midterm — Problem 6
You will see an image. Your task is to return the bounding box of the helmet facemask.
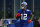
[21,4,27,10]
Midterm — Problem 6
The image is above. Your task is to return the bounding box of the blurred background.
[0,0,40,19]
[0,0,40,27]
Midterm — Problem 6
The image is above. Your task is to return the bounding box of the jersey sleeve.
[17,10,20,13]
[26,9,32,15]
[17,10,19,13]
[29,10,32,14]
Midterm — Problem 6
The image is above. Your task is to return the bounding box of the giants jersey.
[17,9,32,23]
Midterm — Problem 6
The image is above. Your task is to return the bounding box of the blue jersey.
[17,9,32,23]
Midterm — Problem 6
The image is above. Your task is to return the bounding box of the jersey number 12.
[21,14,27,20]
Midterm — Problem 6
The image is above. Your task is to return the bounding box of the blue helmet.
[21,2,27,9]
[21,2,27,6]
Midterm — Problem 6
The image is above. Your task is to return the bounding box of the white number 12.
[21,14,27,20]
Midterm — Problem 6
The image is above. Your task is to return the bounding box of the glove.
[16,13,21,18]
[28,20,31,23]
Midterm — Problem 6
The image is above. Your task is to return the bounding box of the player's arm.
[30,13,33,21]
[28,10,33,23]
[28,13,33,23]
[29,10,33,21]
[16,10,21,19]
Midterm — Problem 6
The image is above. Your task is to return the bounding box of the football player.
[16,2,33,27]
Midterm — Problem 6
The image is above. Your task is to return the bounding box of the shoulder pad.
[26,9,30,11]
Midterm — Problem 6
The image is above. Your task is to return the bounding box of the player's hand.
[28,20,31,23]
[16,13,21,18]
